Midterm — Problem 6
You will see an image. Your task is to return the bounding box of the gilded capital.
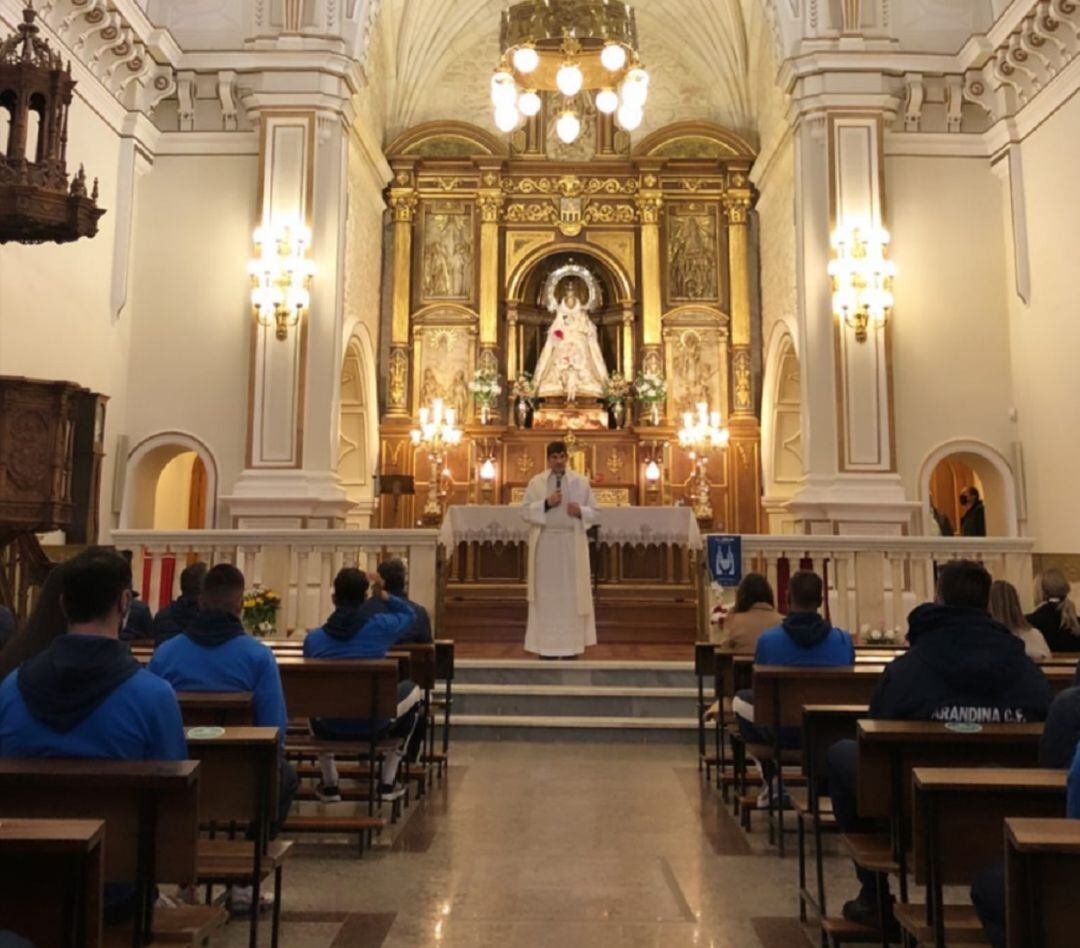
[389,191,418,223]
[637,193,663,225]
[477,192,504,224]
[724,190,752,226]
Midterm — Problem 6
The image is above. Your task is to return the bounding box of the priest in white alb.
[521,441,599,658]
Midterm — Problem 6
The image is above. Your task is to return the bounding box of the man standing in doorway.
[521,441,598,659]
[960,486,987,537]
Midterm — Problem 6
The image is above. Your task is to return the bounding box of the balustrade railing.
[111,529,439,636]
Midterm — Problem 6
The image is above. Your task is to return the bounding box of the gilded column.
[724,178,754,419]
[636,169,664,378]
[387,169,417,418]
[621,306,635,378]
[476,166,504,417]
[506,302,520,381]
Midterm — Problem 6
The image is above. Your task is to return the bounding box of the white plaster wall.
[153,451,197,529]
[124,154,258,527]
[885,155,1018,506]
[0,96,130,542]
[1000,91,1080,552]
[756,137,797,350]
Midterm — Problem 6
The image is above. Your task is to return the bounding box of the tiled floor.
[219,742,863,947]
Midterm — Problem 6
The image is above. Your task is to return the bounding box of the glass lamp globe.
[512,45,540,74]
[518,90,542,117]
[556,110,581,144]
[601,42,628,72]
[595,88,619,114]
[621,71,649,108]
[491,70,517,107]
[617,102,643,131]
[494,104,520,132]
[556,62,584,97]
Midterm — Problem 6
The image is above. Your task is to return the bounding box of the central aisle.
[224,742,860,947]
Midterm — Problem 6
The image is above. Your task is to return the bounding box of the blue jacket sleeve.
[1068,741,1080,820]
[253,650,289,744]
[148,683,188,760]
[367,596,417,656]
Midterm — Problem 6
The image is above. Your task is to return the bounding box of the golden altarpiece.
[375,113,762,639]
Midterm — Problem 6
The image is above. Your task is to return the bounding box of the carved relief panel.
[665,203,723,305]
[663,317,730,423]
[412,310,478,420]
[420,202,474,303]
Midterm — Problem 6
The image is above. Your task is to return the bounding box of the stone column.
[387,162,418,419]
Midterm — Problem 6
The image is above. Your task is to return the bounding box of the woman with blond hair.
[989,580,1050,662]
[1028,569,1080,653]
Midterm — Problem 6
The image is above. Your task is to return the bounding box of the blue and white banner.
[707,535,742,587]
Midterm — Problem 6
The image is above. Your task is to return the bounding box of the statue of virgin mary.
[532,285,610,402]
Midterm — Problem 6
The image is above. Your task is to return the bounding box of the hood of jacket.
[781,611,833,648]
[184,609,246,648]
[906,602,1025,694]
[321,597,388,641]
[17,634,140,733]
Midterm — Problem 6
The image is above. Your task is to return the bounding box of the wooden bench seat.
[892,904,988,945]
[841,833,899,874]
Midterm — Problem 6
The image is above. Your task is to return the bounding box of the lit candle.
[445,407,457,427]
[419,407,429,426]
[433,398,443,424]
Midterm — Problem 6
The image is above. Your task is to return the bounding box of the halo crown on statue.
[533,261,610,402]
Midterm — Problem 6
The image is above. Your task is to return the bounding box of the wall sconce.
[249,220,315,340]
[828,224,895,343]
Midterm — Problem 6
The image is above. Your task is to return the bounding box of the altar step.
[451,659,699,743]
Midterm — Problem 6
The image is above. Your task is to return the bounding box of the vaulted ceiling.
[369,0,784,149]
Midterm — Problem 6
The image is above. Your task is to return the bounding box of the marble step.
[452,683,698,719]
[455,659,698,689]
[453,713,698,743]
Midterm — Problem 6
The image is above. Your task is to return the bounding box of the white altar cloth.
[437,505,702,551]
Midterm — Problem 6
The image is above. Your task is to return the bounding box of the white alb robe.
[521,469,599,656]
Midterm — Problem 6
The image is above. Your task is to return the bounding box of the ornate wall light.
[410,398,462,521]
[828,224,895,343]
[493,0,648,141]
[249,220,314,340]
[677,402,729,522]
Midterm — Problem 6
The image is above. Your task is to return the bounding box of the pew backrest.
[1006,817,1080,948]
[177,691,254,728]
[276,659,399,720]
[753,665,885,728]
[184,727,280,835]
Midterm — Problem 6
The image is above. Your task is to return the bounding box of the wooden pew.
[0,818,105,948]
[1005,817,1080,948]
[899,767,1066,948]
[177,691,254,728]
[750,665,886,855]
[840,721,1045,941]
[431,639,456,777]
[276,658,400,854]
[0,759,224,948]
[389,642,437,793]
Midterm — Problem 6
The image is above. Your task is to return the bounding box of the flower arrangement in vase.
[860,625,903,645]
[469,367,502,424]
[242,585,281,637]
[633,370,667,425]
[602,372,632,428]
[511,373,538,428]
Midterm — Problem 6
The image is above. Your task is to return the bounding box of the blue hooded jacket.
[303,595,416,659]
[754,612,855,667]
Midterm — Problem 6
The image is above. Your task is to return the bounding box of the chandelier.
[678,402,729,523]
[249,220,314,340]
[492,0,649,143]
[0,2,104,244]
[410,399,463,521]
[828,224,896,343]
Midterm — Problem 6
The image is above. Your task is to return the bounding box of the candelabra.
[410,398,462,520]
[677,402,729,522]
[828,224,895,343]
[249,220,315,340]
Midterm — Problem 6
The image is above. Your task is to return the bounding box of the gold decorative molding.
[389,191,418,222]
[509,486,630,507]
[588,231,636,282]
[506,231,557,276]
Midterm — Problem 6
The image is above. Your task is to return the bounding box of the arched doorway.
[338,332,379,527]
[761,325,802,532]
[121,433,218,530]
[919,440,1019,537]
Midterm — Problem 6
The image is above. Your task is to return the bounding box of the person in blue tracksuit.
[303,568,420,802]
[0,547,186,923]
[376,558,433,645]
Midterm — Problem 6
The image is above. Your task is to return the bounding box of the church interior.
[2,0,1080,945]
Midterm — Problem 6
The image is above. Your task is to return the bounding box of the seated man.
[149,564,296,913]
[827,559,1053,935]
[151,561,207,645]
[120,591,154,641]
[377,558,433,645]
[734,570,854,806]
[303,568,420,803]
[0,548,186,921]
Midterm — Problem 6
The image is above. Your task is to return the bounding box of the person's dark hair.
[377,559,408,596]
[936,559,992,610]
[180,561,209,599]
[788,571,824,612]
[967,486,980,501]
[333,568,369,607]
[0,563,68,680]
[200,564,245,611]
[733,572,775,613]
[61,547,132,624]
[547,441,568,457]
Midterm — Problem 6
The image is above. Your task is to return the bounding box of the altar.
[437,504,705,645]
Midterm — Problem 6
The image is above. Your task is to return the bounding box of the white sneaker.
[228,885,274,916]
[756,783,773,809]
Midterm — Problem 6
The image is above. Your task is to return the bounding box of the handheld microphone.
[555,473,563,491]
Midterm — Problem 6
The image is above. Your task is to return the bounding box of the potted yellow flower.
[242,584,281,637]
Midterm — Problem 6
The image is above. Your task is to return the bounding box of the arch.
[120,431,219,530]
[633,120,757,159]
[760,321,803,503]
[338,328,381,528]
[506,240,634,305]
[916,439,1020,538]
[385,120,508,159]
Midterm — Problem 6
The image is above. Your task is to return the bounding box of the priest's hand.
[547,490,562,508]
[567,502,582,519]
